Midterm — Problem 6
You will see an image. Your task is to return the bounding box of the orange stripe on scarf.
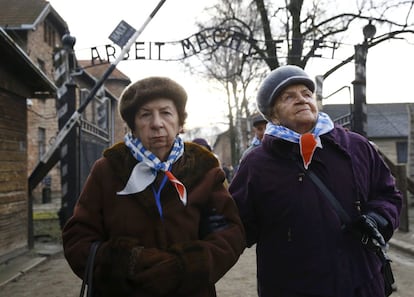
[165,171,187,205]
[299,133,317,169]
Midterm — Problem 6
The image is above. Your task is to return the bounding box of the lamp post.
[352,21,376,137]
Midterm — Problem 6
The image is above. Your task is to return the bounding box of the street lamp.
[363,21,376,42]
[352,21,376,137]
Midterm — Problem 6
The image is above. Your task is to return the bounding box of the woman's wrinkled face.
[270,84,319,134]
[133,98,182,161]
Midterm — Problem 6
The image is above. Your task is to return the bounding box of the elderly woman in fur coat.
[62,76,245,297]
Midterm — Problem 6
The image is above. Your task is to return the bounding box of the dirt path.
[215,247,257,297]
[2,244,413,297]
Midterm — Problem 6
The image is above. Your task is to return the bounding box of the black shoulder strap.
[306,170,352,226]
[79,241,101,297]
[293,156,352,226]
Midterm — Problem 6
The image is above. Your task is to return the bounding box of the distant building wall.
[26,21,62,199]
[372,139,396,161]
[0,88,29,258]
[27,22,55,78]
[103,80,129,142]
[213,131,232,167]
[407,103,414,178]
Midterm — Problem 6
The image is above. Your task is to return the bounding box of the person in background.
[192,138,233,183]
[240,112,268,161]
[221,163,233,183]
[62,76,245,297]
[192,138,212,152]
[229,65,402,297]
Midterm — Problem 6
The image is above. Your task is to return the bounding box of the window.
[38,127,46,160]
[37,58,46,73]
[396,141,408,163]
[95,98,109,130]
[44,21,56,47]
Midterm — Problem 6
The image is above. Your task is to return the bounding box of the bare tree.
[184,0,268,165]
[185,0,414,164]
[253,0,414,69]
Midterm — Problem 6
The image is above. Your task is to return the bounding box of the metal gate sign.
[109,20,137,48]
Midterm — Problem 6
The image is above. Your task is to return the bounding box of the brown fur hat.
[119,76,188,131]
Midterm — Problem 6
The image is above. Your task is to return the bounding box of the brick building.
[0,0,70,199]
[0,27,55,260]
[0,0,131,259]
[78,60,131,143]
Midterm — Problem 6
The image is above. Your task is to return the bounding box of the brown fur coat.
[62,142,245,297]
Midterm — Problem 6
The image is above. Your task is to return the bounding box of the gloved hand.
[349,213,387,252]
[94,237,142,297]
[128,248,183,296]
[199,208,229,238]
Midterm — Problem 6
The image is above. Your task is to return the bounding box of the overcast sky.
[48,0,414,131]
[48,0,228,131]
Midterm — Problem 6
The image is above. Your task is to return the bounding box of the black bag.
[305,168,396,296]
[378,248,395,297]
[79,241,101,297]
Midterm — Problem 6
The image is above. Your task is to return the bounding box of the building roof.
[0,0,68,34]
[78,60,131,82]
[0,28,56,97]
[322,103,409,139]
[77,60,131,99]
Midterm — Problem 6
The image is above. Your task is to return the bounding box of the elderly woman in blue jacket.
[229,65,402,297]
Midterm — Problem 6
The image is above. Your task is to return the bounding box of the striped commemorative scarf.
[265,112,334,169]
[251,136,261,146]
[117,132,187,205]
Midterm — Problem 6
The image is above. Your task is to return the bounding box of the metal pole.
[78,0,167,115]
[315,75,324,111]
[28,0,168,192]
[352,43,368,137]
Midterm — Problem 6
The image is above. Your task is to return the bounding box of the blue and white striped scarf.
[117,132,187,204]
[265,112,334,142]
[265,112,334,168]
[251,136,261,146]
